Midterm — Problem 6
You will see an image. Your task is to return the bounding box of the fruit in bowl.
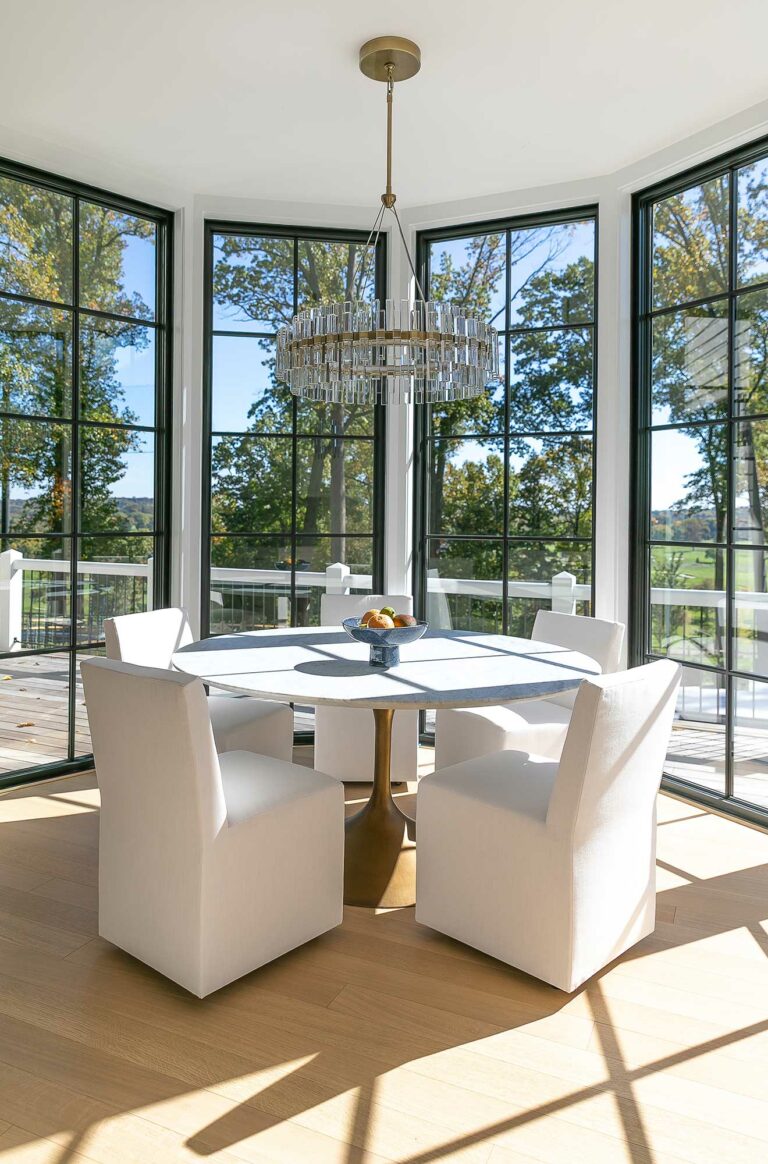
[343,613,429,669]
[359,608,416,629]
[366,612,394,629]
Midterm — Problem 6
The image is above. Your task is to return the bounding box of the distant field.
[651,545,767,592]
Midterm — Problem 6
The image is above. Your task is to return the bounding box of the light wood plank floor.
[0,753,766,1162]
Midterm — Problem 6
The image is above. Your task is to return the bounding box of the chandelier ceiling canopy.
[277,36,500,406]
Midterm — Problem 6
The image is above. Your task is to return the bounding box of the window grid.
[414,208,598,655]
[202,222,386,642]
[633,134,768,825]
[0,158,173,787]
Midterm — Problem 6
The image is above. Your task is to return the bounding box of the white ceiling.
[2,0,768,208]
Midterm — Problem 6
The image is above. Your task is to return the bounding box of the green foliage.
[651,177,729,307]
[647,175,768,660]
[210,236,377,568]
[427,228,596,631]
[209,224,599,633]
[0,177,154,560]
[209,224,598,624]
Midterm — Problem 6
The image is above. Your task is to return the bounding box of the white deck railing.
[6,546,768,730]
[4,544,766,648]
[0,548,597,652]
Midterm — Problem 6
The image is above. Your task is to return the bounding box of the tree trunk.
[299,435,325,542]
[330,404,346,563]
[737,420,768,672]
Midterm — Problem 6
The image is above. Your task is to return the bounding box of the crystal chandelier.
[277,36,500,406]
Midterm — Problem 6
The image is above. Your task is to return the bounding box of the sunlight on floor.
[0,765,766,1162]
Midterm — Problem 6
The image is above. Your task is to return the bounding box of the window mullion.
[725,165,738,800]
[68,197,81,762]
[502,227,512,636]
[290,238,299,627]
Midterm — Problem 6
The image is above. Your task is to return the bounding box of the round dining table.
[172,626,600,909]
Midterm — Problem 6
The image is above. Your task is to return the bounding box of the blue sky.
[651,428,703,509]
[95,232,155,496]
[212,335,274,432]
[122,231,156,316]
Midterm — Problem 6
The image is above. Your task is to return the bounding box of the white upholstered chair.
[104,607,293,762]
[81,657,344,997]
[435,610,625,769]
[416,659,681,993]
[314,593,419,783]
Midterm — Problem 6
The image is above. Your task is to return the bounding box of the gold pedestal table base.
[343,708,416,908]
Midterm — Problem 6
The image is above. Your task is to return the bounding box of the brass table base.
[343,707,416,908]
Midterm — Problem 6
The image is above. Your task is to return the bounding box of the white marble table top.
[172,627,600,710]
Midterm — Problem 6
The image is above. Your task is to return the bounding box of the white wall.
[5,96,768,643]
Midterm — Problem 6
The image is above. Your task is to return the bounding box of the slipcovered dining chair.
[104,607,293,762]
[435,610,625,768]
[315,593,419,783]
[417,659,681,993]
[81,658,344,997]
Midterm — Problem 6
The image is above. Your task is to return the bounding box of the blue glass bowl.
[342,616,428,669]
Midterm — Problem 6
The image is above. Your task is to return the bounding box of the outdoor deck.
[0,653,313,778]
[666,723,768,811]
[0,654,93,776]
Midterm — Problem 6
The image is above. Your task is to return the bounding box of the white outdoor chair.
[315,593,419,783]
[434,611,625,768]
[417,659,681,993]
[104,608,293,762]
[81,658,344,997]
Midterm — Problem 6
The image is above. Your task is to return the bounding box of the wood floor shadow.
[0,772,766,1163]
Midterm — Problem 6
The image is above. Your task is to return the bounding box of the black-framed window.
[633,137,768,824]
[414,209,597,665]
[202,222,386,640]
[0,159,173,787]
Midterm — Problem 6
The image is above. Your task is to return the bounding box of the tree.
[428,228,595,633]
[209,223,597,632]
[210,236,378,573]
[0,179,154,560]
[648,170,768,661]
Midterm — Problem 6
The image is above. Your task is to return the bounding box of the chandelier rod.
[383,65,395,209]
[379,60,428,304]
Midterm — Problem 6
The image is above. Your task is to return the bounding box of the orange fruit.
[360,609,379,626]
[367,612,394,629]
